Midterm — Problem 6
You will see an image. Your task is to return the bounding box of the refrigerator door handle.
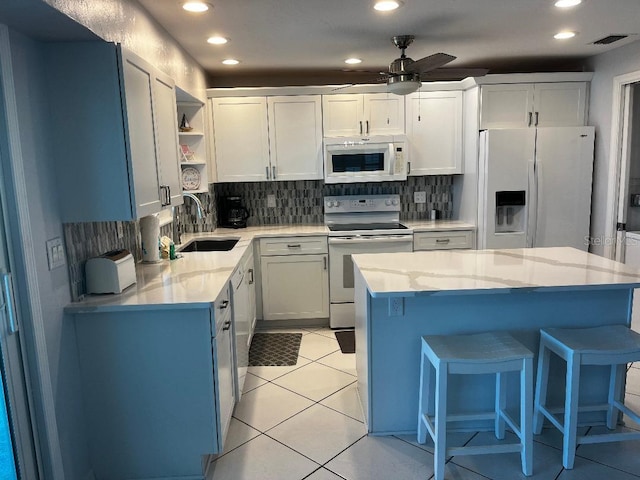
[527,159,538,248]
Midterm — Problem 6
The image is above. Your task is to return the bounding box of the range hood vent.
[592,34,629,45]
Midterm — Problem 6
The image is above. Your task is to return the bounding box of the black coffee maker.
[218,196,250,228]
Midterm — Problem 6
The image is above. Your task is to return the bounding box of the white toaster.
[85,249,136,294]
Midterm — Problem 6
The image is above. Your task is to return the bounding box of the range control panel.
[324,195,401,213]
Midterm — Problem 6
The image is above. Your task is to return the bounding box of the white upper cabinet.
[212,97,270,182]
[480,82,588,129]
[212,95,323,182]
[47,43,182,222]
[267,95,323,180]
[153,73,184,206]
[363,93,406,135]
[322,93,405,136]
[406,91,463,175]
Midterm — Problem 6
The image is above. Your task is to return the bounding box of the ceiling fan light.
[222,59,240,65]
[182,1,209,13]
[374,1,402,12]
[387,75,421,95]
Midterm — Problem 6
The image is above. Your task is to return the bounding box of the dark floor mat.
[335,330,355,354]
[249,333,302,366]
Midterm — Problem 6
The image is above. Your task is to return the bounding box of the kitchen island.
[353,247,640,435]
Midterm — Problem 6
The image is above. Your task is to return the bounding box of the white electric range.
[325,194,413,328]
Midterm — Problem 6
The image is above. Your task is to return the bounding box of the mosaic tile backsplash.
[214,176,453,225]
[64,176,452,301]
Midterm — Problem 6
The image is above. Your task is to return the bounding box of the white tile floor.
[207,327,640,480]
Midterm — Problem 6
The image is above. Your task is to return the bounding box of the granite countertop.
[352,247,640,298]
[66,221,476,313]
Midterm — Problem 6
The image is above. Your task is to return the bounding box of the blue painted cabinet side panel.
[368,288,633,434]
[73,308,216,479]
[354,269,370,428]
[45,42,134,222]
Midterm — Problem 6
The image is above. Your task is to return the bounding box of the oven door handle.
[328,235,413,245]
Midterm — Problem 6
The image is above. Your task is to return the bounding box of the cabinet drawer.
[414,230,473,251]
[259,236,328,255]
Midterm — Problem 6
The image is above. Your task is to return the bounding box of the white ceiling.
[138,0,640,87]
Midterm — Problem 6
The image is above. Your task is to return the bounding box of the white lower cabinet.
[70,287,235,479]
[259,236,329,320]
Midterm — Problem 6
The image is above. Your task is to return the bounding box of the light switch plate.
[267,194,276,208]
[46,237,66,270]
[414,191,426,204]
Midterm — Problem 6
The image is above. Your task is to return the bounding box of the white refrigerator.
[477,127,595,250]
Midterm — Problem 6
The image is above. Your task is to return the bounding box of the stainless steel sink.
[178,238,239,252]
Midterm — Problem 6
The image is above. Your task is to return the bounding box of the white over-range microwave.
[323,135,408,184]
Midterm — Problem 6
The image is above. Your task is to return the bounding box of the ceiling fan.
[351,35,489,95]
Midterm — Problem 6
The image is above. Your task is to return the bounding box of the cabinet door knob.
[223,320,231,331]
[248,268,254,284]
[534,111,539,126]
[272,165,276,180]
[528,112,533,127]
[366,120,369,134]
[220,300,229,309]
[265,166,270,180]
[323,256,327,270]
[359,121,363,135]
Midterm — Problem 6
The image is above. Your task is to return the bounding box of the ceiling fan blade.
[406,53,456,74]
[421,67,490,80]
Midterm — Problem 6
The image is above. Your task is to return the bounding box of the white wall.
[585,39,640,256]
[7,29,91,480]
[3,2,208,479]
[42,0,207,101]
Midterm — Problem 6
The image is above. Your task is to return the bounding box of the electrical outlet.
[267,194,276,208]
[414,191,426,204]
[388,297,404,316]
[46,237,66,270]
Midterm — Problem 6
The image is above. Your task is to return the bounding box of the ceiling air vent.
[592,34,629,45]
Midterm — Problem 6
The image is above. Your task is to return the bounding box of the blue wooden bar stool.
[533,325,640,469]
[418,332,534,480]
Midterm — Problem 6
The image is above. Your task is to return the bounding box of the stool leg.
[533,343,551,435]
[417,348,432,444]
[434,362,448,480]
[495,372,507,440]
[562,353,581,470]
[606,364,625,430]
[521,357,533,476]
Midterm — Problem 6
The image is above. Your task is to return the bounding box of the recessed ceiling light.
[207,36,228,45]
[345,58,362,65]
[182,1,209,13]
[374,1,403,12]
[222,59,240,65]
[554,31,577,39]
[554,0,582,8]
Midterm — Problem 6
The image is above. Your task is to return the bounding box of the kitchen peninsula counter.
[352,247,640,435]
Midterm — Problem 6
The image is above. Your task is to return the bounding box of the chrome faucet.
[173,192,207,244]
[182,192,206,219]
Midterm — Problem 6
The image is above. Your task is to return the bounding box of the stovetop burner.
[328,223,408,232]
